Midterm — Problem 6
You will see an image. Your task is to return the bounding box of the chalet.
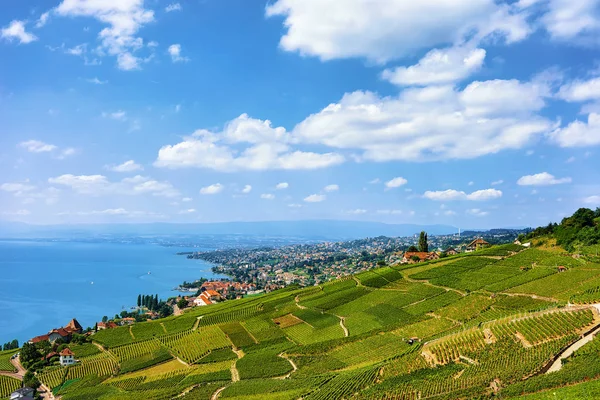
[466,238,491,252]
[120,318,136,326]
[444,248,458,256]
[59,348,76,366]
[10,387,35,400]
[402,252,440,263]
[97,321,118,330]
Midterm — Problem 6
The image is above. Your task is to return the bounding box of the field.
[0,349,17,372]
[47,243,600,399]
[0,376,21,398]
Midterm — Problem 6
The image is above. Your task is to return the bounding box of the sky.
[1,0,600,228]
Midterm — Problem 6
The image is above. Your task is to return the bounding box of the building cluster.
[29,319,83,345]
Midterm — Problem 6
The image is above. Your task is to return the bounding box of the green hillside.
[26,209,600,399]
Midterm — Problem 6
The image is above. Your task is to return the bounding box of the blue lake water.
[0,240,222,345]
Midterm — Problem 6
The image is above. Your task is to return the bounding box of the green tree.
[20,343,40,367]
[407,245,419,252]
[23,370,41,390]
[137,294,141,308]
[418,231,429,252]
[177,298,188,309]
[102,316,108,323]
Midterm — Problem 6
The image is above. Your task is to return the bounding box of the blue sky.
[1,0,600,228]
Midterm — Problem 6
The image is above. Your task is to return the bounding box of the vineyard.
[0,376,20,398]
[0,350,17,372]
[44,240,600,399]
[159,327,231,364]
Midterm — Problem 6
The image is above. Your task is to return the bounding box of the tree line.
[2,339,18,351]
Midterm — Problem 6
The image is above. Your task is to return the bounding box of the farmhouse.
[59,348,76,366]
[444,248,458,256]
[466,238,491,252]
[29,318,83,344]
[402,252,440,263]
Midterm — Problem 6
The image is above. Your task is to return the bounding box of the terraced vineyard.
[0,349,17,372]
[0,376,21,398]
[44,238,600,399]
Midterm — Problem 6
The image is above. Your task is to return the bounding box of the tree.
[102,316,108,323]
[23,370,41,390]
[137,294,141,308]
[419,231,429,252]
[177,298,188,309]
[407,245,419,252]
[20,342,41,367]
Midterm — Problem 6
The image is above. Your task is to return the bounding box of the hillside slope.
[34,236,600,400]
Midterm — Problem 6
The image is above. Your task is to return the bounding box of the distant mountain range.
[0,220,528,241]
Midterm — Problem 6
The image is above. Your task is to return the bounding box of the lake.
[0,240,223,345]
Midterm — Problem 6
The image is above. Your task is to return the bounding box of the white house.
[59,348,76,366]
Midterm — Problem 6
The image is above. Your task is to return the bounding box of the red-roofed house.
[30,334,50,344]
[59,348,76,366]
[466,238,491,252]
[402,252,440,263]
[97,321,118,330]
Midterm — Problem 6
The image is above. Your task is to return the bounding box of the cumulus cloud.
[539,0,600,42]
[517,172,572,186]
[275,182,289,190]
[182,197,193,202]
[49,174,179,197]
[288,203,303,208]
[165,3,182,12]
[102,110,127,121]
[154,114,345,171]
[423,188,503,201]
[200,183,224,195]
[55,0,155,71]
[385,177,408,189]
[241,185,252,194]
[19,140,57,153]
[36,12,51,28]
[293,79,552,162]
[304,194,326,203]
[106,160,143,172]
[168,44,189,62]
[2,210,31,216]
[178,208,196,214]
[382,47,486,86]
[324,184,339,192]
[467,208,489,217]
[549,113,600,147]
[261,194,275,200]
[347,209,367,215]
[266,0,529,63]
[87,77,108,85]
[558,77,600,102]
[491,180,504,186]
[1,20,38,44]
[1,182,36,193]
[583,195,600,205]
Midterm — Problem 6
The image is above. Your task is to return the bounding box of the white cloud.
[182,197,193,202]
[385,177,408,189]
[266,0,529,63]
[566,156,576,163]
[275,182,289,190]
[241,185,252,194]
[19,140,57,153]
[49,174,179,197]
[165,3,182,12]
[1,20,38,44]
[2,210,31,216]
[102,110,127,121]
[558,77,600,102]
[288,203,303,208]
[293,79,551,162]
[178,208,196,214]
[36,12,51,28]
[540,0,600,41]
[261,194,275,200]
[200,183,224,195]
[491,180,504,186]
[304,194,326,203]
[1,183,36,193]
[583,195,600,205]
[106,160,143,172]
[168,44,189,63]
[55,0,155,71]
[517,172,572,186]
[324,184,339,192]
[468,181,475,186]
[376,209,402,215]
[444,210,457,216]
[467,208,489,217]
[154,114,344,171]
[347,209,367,215]
[382,47,486,86]
[87,77,108,85]
[549,113,600,147]
[423,188,502,201]
[369,178,380,184]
